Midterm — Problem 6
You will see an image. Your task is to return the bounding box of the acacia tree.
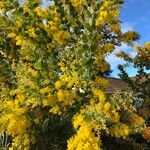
[117,43,150,103]
[0,0,145,149]
[117,42,150,143]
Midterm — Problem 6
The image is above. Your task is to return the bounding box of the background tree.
[0,0,146,149]
[117,42,150,103]
[117,41,150,144]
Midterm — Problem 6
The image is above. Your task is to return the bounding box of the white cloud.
[121,22,134,33]
[130,51,137,57]
[106,22,137,71]
[41,0,53,9]
[106,51,125,70]
[106,42,131,70]
[116,43,128,50]
[106,48,137,74]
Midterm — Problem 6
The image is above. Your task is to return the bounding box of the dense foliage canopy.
[117,42,150,102]
[0,0,149,149]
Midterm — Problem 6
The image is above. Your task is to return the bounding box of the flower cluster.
[96,0,120,26]
[0,0,147,149]
[70,0,85,8]
[68,114,101,150]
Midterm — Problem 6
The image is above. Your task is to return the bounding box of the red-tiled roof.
[105,74,150,93]
[105,77,130,93]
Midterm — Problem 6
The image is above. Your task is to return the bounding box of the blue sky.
[107,0,150,77]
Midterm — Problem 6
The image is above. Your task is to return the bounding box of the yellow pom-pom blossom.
[53,30,70,46]
[0,100,33,149]
[144,42,150,50]
[15,36,24,46]
[49,105,62,115]
[1,101,30,137]
[70,0,86,8]
[15,19,23,28]
[0,2,5,9]
[96,0,120,26]
[9,134,34,150]
[43,7,71,46]
[58,72,80,88]
[7,116,30,136]
[39,87,51,94]
[42,94,57,107]
[73,114,87,129]
[55,80,63,89]
[0,49,7,58]
[57,89,76,106]
[67,123,102,150]
[35,6,49,19]
[134,42,150,61]
[109,23,121,34]
[83,100,120,128]
[92,88,106,102]
[110,123,130,139]
[27,27,37,38]
[7,32,16,38]
[128,113,145,127]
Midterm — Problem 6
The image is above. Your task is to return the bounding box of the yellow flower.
[55,80,63,89]
[103,43,115,53]
[57,90,76,104]
[7,115,30,136]
[35,6,43,17]
[28,67,38,77]
[109,23,121,34]
[23,5,30,13]
[15,36,24,46]
[0,49,7,57]
[110,110,120,123]
[39,87,51,94]
[50,25,58,32]
[94,77,109,89]
[70,0,85,8]
[129,113,145,126]
[145,42,150,50]
[0,2,4,9]
[57,90,65,101]
[9,134,31,149]
[35,7,49,18]
[101,1,111,10]
[67,123,101,150]
[28,27,37,38]
[53,30,70,45]
[96,1,120,27]
[92,88,106,102]
[73,114,85,129]
[100,10,119,23]
[110,123,130,138]
[50,106,62,115]
[103,102,111,111]
[15,19,23,28]
[8,32,16,38]
[16,94,25,101]
[42,95,57,106]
